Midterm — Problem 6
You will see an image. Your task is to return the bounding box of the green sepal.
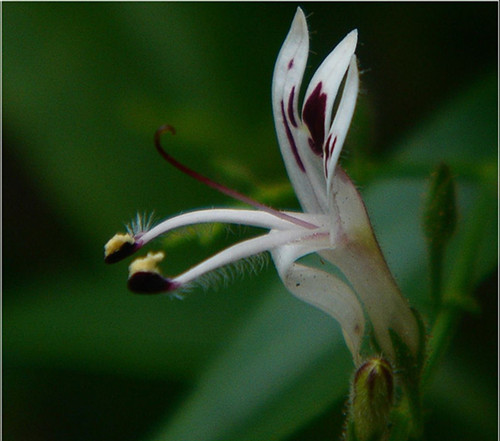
[345,418,360,441]
[388,328,423,439]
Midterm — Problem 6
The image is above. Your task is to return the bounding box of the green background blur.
[3,3,497,441]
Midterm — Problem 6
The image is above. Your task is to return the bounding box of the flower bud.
[350,357,394,441]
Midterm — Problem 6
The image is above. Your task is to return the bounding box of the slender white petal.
[273,10,359,215]
[272,8,327,213]
[325,57,359,195]
[139,208,317,245]
[301,30,357,157]
[272,242,365,362]
[274,7,308,133]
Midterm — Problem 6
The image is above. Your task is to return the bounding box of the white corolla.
[105,8,419,363]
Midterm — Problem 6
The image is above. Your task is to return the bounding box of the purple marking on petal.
[287,87,297,128]
[288,59,294,70]
[324,134,332,177]
[280,100,305,173]
[302,82,327,157]
[324,135,338,177]
[329,135,338,156]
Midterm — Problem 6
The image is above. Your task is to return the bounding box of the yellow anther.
[129,251,165,277]
[104,233,134,258]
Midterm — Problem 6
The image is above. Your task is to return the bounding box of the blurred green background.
[3,3,497,441]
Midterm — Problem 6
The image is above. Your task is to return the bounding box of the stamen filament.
[173,228,325,288]
[138,208,324,246]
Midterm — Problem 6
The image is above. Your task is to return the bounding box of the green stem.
[422,305,460,388]
[428,243,444,315]
[422,188,493,387]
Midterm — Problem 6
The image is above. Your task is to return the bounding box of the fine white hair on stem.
[173,229,324,288]
[186,252,270,293]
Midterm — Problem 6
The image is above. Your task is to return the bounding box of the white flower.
[104,8,419,363]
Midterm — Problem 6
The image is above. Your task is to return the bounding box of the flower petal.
[323,168,420,359]
[272,8,327,213]
[272,241,365,363]
[302,29,358,158]
[325,56,359,193]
